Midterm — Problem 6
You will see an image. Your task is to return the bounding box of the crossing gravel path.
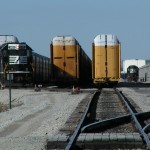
[0,88,88,150]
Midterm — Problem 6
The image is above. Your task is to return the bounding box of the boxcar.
[92,34,121,85]
[50,36,92,86]
[32,52,50,84]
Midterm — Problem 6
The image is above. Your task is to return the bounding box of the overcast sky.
[0,0,150,60]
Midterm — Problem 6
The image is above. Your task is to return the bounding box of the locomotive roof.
[94,34,120,46]
[52,36,77,45]
[127,65,139,68]
[0,35,19,47]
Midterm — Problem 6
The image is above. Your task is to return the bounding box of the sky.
[0,0,150,61]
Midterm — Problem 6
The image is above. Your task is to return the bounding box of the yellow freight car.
[50,36,91,86]
[92,34,120,85]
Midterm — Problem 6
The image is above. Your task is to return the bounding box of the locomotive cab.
[127,65,139,82]
[0,43,33,86]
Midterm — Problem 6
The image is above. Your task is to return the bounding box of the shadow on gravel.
[116,82,150,88]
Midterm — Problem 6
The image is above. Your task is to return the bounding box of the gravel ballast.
[0,87,149,149]
[0,88,88,150]
[118,87,150,112]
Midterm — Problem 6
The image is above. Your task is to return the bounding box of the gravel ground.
[0,87,149,150]
[118,87,150,112]
[0,88,88,150]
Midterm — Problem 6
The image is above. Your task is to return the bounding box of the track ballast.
[47,88,150,150]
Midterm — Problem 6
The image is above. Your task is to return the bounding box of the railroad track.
[46,88,150,150]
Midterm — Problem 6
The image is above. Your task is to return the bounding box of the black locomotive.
[127,65,139,82]
[0,42,50,86]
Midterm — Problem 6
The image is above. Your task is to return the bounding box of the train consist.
[0,34,122,87]
[0,35,50,86]
[50,36,92,86]
[127,65,139,82]
[92,34,121,86]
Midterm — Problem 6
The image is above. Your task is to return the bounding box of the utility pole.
[8,51,11,109]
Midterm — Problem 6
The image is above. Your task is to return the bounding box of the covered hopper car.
[0,42,50,86]
[127,65,139,82]
[50,36,92,86]
[92,34,121,86]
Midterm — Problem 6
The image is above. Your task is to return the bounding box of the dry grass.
[0,102,23,112]
[0,102,8,112]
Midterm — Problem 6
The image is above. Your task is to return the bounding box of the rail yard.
[1,34,150,150]
[1,0,150,149]
[0,83,150,149]
[46,84,150,150]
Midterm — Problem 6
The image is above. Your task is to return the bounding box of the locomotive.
[50,36,92,86]
[127,65,139,82]
[0,41,50,86]
[92,34,121,86]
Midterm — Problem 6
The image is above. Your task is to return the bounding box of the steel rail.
[81,89,150,149]
[116,89,150,149]
[142,123,150,133]
[135,111,150,117]
[81,109,150,133]
[81,114,131,133]
[65,91,99,150]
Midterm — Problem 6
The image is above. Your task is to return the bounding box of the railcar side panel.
[107,44,120,81]
[79,48,91,85]
[43,59,45,81]
[93,46,106,81]
[51,36,78,84]
[53,45,64,73]
[32,53,50,84]
[65,45,77,77]
[40,57,43,81]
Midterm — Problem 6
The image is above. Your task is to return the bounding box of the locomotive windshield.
[127,66,138,74]
[7,43,32,57]
[8,49,31,56]
[129,68,135,73]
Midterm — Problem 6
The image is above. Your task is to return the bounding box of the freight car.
[92,34,121,86]
[50,36,92,86]
[127,65,139,82]
[32,52,50,85]
[0,42,50,86]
